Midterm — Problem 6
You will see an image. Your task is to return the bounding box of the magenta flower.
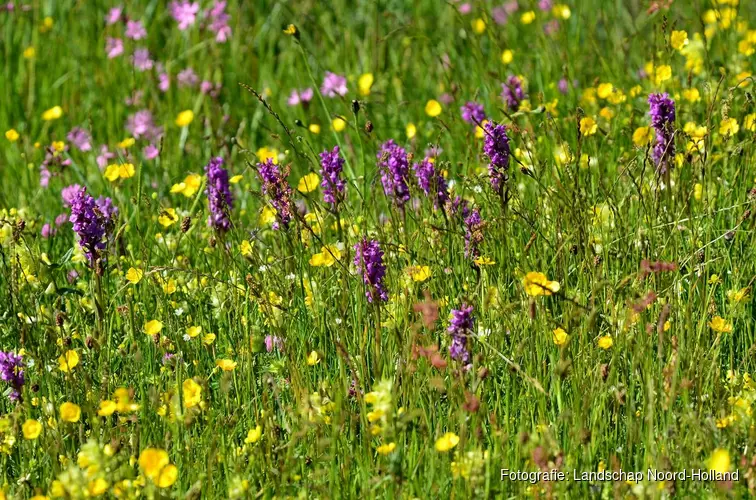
[177,67,198,87]
[105,6,123,25]
[448,304,474,365]
[67,127,92,152]
[321,72,347,98]
[319,146,346,206]
[206,1,231,42]
[288,88,314,106]
[501,75,526,110]
[96,145,115,169]
[257,159,293,230]
[144,144,159,160]
[377,140,410,208]
[170,1,199,30]
[125,20,147,40]
[482,121,511,191]
[126,110,162,140]
[132,48,153,71]
[69,187,117,264]
[354,238,388,303]
[648,93,676,174]
[0,352,24,402]
[158,71,170,92]
[205,157,234,232]
[105,37,124,58]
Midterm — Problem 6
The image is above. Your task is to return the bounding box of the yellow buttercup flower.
[682,88,700,103]
[472,18,486,34]
[522,272,560,296]
[144,320,163,336]
[170,173,203,197]
[182,378,202,408]
[58,350,79,373]
[670,30,688,50]
[435,432,460,452]
[358,73,374,96]
[42,106,63,121]
[309,245,341,267]
[632,126,653,147]
[521,11,535,24]
[5,129,19,142]
[332,117,346,132]
[59,402,81,422]
[158,208,179,227]
[708,449,731,474]
[552,328,569,346]
[501,49,513,64]
[186,325,202,338]
[245,425,263,444]
[579,117,597,136]
[126,267,144,284]
[22,419,42,440]
[216,359,237,371]
[597,336,613,350]
[297,172,320,193]
[406,265,431,282]
[709,316,733,333]
[175,110,194,127]
[307,350,321,366]
[309,123,321,134]
[376,442,396,455]
[98,400,117,417]
[719,118,739,136]
[654,65,672,86]
[104,163,135,181]
[406,123,417,139]
[425,100,442,117]
[139,448,177,487]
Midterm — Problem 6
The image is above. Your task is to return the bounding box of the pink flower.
[132,48,153,71]
[206,1,231,42]
[320,72,347,98]
[105,37,124,59]
[169,1,200,30]
[458,3,471,14]
[96,145,115,169]
[177,68,198,87]
[105,6,122,25]
[158,72,170,92]
[125,20,147,40]
[143,144,159,160]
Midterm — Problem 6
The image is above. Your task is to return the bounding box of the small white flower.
[259,265,268,273]
[183,334,191,342]
[174,307,184,316]
[286,273,296,281]
[335,318,343,325]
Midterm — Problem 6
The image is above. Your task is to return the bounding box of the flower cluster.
[648,92,676,173]
[0,351,24,402]
[482,121,511,191]
[319,146,346,206]
[501,75,526,110]
[460,101,486,124]
[413,157,449,208]
[354,238,388,303]
[69,187,117,264]
[377,140,410,208]
[205,157,234,232]
[257,159,293,230]
[463,209,484,259]
[448,304,474,365]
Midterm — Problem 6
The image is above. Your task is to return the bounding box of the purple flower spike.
[648,93,676,174]
[205,157,234,232]
[377,140,410,208]
[448,304,474,365]
[257,159,293,230]
[482,121,511,191]
[461,101,486,124]
[0,351,24,402]
[464,209,484,259]
[413,157,449,208]
[354,238,388,303]
[501,75,526,110]
[69,187,116,265]
[319,146,346,206]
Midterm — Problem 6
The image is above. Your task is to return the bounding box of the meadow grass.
[1,0,756,497]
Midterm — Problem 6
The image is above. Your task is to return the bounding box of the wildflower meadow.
[2,0,756,497]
